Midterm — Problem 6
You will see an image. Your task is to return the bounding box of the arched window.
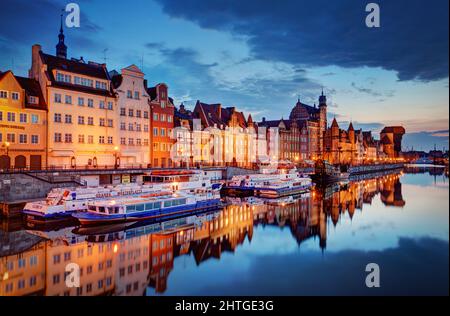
[15,155,26,169]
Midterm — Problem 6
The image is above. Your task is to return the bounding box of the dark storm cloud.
[155,0,449,82]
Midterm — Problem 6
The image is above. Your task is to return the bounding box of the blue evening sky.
[0,0,448,151]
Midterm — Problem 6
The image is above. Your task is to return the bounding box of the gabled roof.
[15,76,47,110]
[194,101,248,129]
[40,52,115,97]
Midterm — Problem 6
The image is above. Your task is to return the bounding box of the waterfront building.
[29,23,118,168]
[0,71,47,170]
[148,84,175,168]
[323,119,364,165]
[380,126,406,158]
[110,65,151,167]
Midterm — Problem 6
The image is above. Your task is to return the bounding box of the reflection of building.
[380,174,405,207]
[0,71,47,170]
[149,232,174,293]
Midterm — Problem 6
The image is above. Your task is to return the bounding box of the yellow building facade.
[0,71,47,170]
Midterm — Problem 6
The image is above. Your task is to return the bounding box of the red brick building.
[148,83,174,168]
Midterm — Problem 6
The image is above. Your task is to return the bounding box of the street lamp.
[4,141,10,157]
[113,146,119,169]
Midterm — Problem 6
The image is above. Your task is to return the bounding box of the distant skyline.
[0,0,448,151]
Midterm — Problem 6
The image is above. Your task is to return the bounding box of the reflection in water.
[0,171,444,296]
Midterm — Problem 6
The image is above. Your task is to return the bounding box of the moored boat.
[72,191,223,226]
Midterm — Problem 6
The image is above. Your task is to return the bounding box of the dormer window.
[127,90,132,99]
[134,91,140,100]
[95,81,107,90]
[29,96,38,104]
[56,72,71,83]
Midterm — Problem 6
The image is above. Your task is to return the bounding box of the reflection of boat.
[264,193,310,206]
[73,191,222,226]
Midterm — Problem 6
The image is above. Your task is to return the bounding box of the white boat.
[72,190,222,226]
[23,170,222,223]
[224,167,312,198]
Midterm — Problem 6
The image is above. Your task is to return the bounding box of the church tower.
[318,89,327,156]
[56,14,67,59]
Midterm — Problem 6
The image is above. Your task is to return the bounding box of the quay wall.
[348,163,404,175]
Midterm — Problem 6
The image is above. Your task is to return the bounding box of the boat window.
[126,205,135,212]
[164,200,172,207]
[136,204,145,212]
[154,202,161,209]
[98,207,106,213]
[179,198,187,205]
[88,205,97,212]
[145,203,154,210]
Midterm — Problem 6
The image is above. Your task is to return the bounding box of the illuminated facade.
[0,71,47,170]
[111,65,151,167]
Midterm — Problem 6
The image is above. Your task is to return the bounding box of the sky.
[0,0,448,151]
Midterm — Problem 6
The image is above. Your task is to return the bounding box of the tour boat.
[72,190,223,226]
[23,170,223,223]
[223,167,312,198]
[254,176,312,198]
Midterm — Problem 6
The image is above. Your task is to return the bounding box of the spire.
[56,12,67,59]
[331,117,339,128]
[319,88,327,106]
[348,121,354,131]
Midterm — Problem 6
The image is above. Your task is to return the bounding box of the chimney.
[29,44,42,80]
[217,104,222,119]
[262,117,266,122]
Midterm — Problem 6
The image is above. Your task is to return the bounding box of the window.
[0,112,2,121]
[136,110,141,118]
[20,113,27,123]
[65,114,72,124]
[120,108,126,116]
[161,114,166,122]
[87,117,94,125]
[6,133,14,143]
[99,136,105,144]
[168,115,173,123]
[74,76,93,87]
[161,101,166,108]
[88,99,94,108]
[120,122,126,130]
[54,113,62,122]
[64,252,71,261]
[134,91,140,99]
[78,116,85,125]
[65,134,72,143]
[128,138,134,145]
[128,123,134,131]
[99,101,105,109]
[88,135,94,144]
[107,119,113,127]
[153,128,158,136]
[96,81,107,90]
[7,112,15,122]
[144,111,149,119]
[107,136,113,144]
[153,113,159,121]
[160,128,166,137]
[31,135,39,144]
[127,90,132,98]
[128,109,134,117]
[153,142,159,151]
[12,92,19,100]
[54,93,62,103]
[0,133,3,142]
[136,124,141,131]
[19,134,27,144]
[56,72,71,83]
[31,114,39,124]
[144,139,149,146]
[65,95,72,104]
[99,118,105,126]
[161,143,166,151]
[78,135,85,143]
[107,102,113,110]
[0,91,7,98]
[78,97,84,106]
[29,96,38,104]
[54,133,62,143]
[29,276,37,287]
[144,125,149,132]
[120,137,126,145]
[136,138,141,146]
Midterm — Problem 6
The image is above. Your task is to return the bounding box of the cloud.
[403,130,449,151]
[155,0,449,82]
